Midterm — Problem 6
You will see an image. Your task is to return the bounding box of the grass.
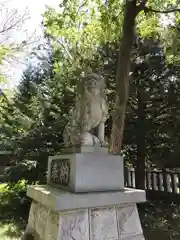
[0,223,22,240]
[0,224,11,240]
[0,183,25,240]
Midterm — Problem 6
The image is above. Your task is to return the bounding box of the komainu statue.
[63,73,108,147]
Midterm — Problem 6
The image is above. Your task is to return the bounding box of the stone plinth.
[24,185,146,240]
[47,147,124,193]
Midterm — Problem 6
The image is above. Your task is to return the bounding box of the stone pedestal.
[26,185,146,240]
[24,148,146,240]
[47,147,124,192]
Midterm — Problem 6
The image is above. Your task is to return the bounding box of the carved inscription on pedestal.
[50,158,70,186]
[116,205,143,237]
[59,210,89,240]
[90,207,118,240]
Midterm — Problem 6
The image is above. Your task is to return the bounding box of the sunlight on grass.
[0,183,7,192]
[0,223,22,240]
[0,183,23,239]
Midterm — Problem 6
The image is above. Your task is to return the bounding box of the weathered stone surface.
[45,210,59,240]
[47,152,124,193]
[35,204,49,238]
[27,201,59,240]
[27,185,146,211]
[119,234,145,240]
[63,73,108,147]
[27,199,146,240]
[28,201,39,229]
[116,204,143,238]
[59,210,89,240]
[90,207,118,240]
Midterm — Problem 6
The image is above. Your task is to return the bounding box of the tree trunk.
[110,0,138,154]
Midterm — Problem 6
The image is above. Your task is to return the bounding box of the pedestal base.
[47,148,124,193]
[23,185,146,240]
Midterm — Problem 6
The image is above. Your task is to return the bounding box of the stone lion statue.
[63,73,108,147]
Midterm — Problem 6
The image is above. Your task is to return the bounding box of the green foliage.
[0,222,24,239]
[139,201,180,238]
[43,0,103,74]
[1,0,180,232]
[0,181,30,225]
[138,12,160,38]
[4,160,37,184]
[98,36,180,168]
[2,0,180,183]
[0,45,10,65]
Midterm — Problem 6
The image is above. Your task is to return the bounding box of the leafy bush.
[0,180,31,226]
[0,156,48,229]
[138,201,180,239]
[4,160,37,184]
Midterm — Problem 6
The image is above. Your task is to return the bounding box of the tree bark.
[110,0,138,154]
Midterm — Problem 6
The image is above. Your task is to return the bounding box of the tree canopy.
[1,0,180,187]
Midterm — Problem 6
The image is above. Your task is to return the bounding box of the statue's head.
[84,73,105,95]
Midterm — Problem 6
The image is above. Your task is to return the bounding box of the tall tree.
[43,0,180,155]
[0,0,37,85]
[110,0,180,154]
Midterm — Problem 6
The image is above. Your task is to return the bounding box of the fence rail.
[125,168,180,196]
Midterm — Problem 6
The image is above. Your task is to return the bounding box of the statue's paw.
[92,135,101,146]
[99,140,108,147]
[80,132,98,146]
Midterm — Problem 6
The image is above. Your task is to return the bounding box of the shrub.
[1,157,48,227]
[4,160,37,184]
[138,201,180,239]
[0,180,31,226]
